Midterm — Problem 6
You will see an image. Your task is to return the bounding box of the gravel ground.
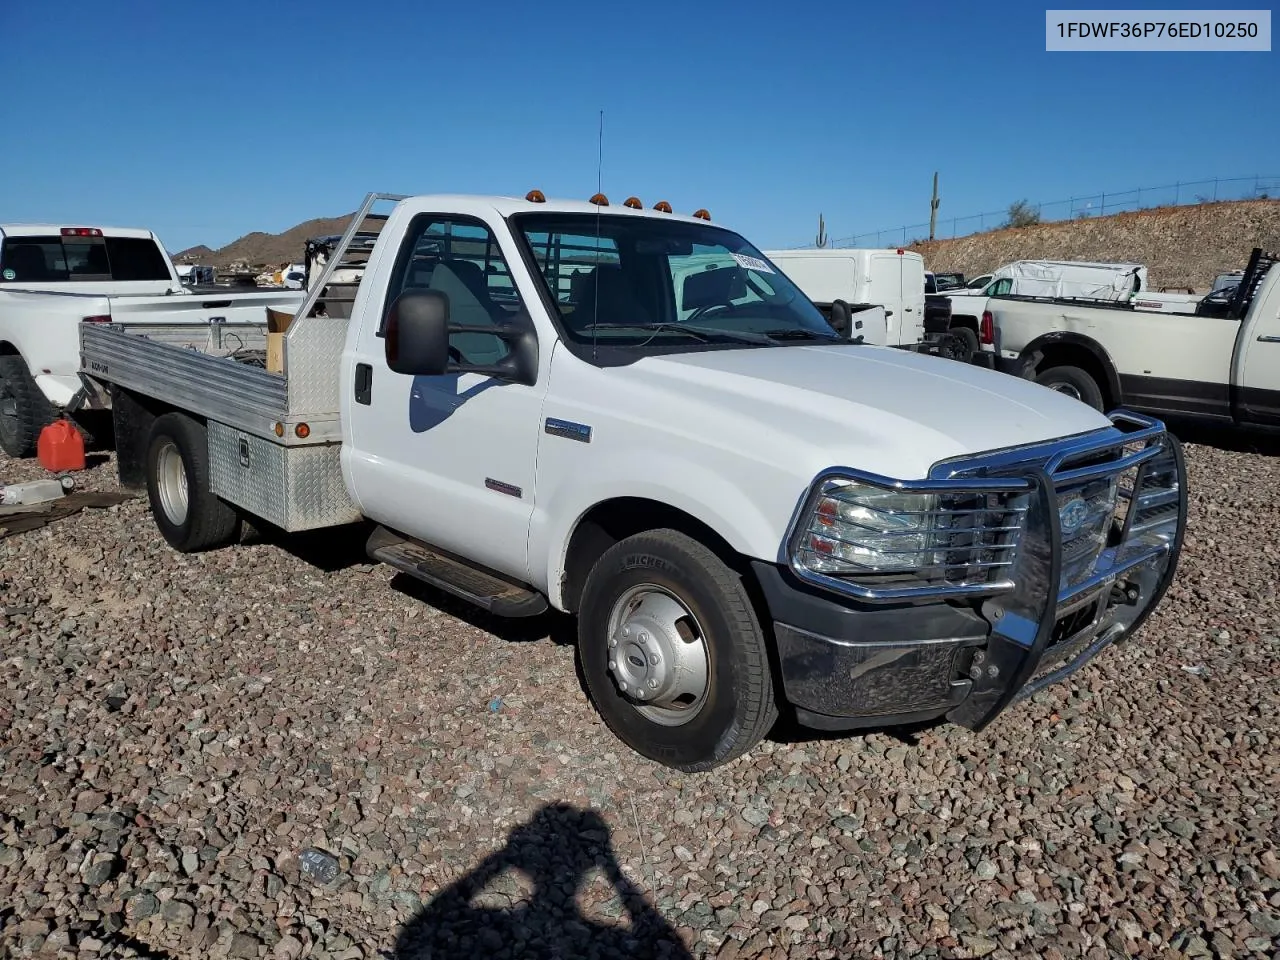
[1,437,1278,960]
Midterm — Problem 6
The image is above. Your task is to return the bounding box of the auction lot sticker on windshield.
[1046,9,1271,51]
[731,253,775,274]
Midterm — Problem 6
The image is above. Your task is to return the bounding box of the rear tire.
[0,355,57,458]
[145,412,241,552]
[576,529,779,772]
[951,326,980,360]
[1035,364,1105,411]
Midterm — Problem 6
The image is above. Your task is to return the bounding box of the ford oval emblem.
[1059,497,1089,536]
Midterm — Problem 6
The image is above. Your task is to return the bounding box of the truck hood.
[619,343,1113,480]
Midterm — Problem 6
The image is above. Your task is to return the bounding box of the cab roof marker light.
[623,196,643,209]
[653,201,672,213]
[692,209,711,221]
[525,189,546,203]
[589,193,609,206]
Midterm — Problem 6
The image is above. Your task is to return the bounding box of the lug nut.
[609,637,617,648]
[608,659,616,671]
[638,632,648,644]
[635,688,646,699]
[648,678,658,689]
[623,626,631,637]
[619,681,628,692]
[649,654,659,666]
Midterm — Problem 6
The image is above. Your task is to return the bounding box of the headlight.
[794,478,940,575]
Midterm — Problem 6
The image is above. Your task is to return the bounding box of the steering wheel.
[686,301,736,323]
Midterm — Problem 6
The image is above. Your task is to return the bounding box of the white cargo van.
[762,248,925,348]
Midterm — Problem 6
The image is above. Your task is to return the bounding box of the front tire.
[0,355,56,458]
[145,412,241,552]
[577,529,779,772]
[1035,363,1105,411]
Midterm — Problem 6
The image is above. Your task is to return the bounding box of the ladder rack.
[293,192,407,323]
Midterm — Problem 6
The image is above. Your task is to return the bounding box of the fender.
[534,452,787,611]
[1017,331,1123,402]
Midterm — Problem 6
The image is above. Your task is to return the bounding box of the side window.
[380,216,526,367]
[989,278,1012,296]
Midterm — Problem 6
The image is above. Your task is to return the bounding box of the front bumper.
[759,414,1188,732]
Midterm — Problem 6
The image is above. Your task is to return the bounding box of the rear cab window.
[0,234,171,283]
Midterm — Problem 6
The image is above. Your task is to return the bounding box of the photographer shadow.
[393,803,692,960]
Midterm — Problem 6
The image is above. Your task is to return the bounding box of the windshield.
[510,213,838,349]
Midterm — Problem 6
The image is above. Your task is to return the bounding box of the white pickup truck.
[76,191,1188,771]
[984,248,1280,427]
[0,223,304,456]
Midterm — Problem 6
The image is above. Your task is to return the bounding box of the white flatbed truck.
[77,191,1188,771]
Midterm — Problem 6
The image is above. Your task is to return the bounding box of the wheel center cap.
[608,617,669,699]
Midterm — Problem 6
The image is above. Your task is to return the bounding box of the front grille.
[933,412,1182,603]
[932,491,1027,588]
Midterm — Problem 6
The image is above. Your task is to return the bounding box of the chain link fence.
[797,175,1280,250]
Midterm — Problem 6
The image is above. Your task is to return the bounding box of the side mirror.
[385,290,450,376]
[828,298,852,337]
[384,288,540,386]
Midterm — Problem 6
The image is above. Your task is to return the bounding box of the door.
[869,254,905,345]
[899,255,926,343]
[1237,287,1280,425]
[344,212,548,582]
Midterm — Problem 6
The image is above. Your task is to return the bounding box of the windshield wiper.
[759,328,842,342]
[579,322,777,345]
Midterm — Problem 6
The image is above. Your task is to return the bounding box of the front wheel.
[576,529,779,772]
[1034,364,1105,411]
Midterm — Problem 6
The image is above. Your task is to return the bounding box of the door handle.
[354,363,372,404]
[1257,335,1280,343]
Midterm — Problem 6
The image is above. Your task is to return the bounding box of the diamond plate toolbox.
[207,420,362,532]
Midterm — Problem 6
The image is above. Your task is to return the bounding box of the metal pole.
[1174,181,1180,204]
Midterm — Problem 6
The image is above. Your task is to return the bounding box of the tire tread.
[579,528,778,772]
[0,355,56,458]
[147,412,240,552]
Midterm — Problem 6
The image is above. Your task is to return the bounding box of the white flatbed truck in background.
[77,191,1188,771]
[0,223,303,456]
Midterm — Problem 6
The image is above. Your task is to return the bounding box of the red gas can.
[37,419,86,472]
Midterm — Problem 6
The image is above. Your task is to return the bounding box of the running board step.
[366,525,548,618]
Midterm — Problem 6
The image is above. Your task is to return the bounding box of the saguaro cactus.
[815,214,828,248]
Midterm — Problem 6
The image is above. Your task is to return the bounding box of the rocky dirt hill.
[177,214,355,268]
[911,198,1280,291]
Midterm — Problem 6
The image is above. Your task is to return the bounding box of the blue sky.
[1,0,1275,255]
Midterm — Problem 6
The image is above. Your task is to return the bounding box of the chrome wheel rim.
[605,584,710,727]
[1046,381,1083,400]
[155,441,189,526]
